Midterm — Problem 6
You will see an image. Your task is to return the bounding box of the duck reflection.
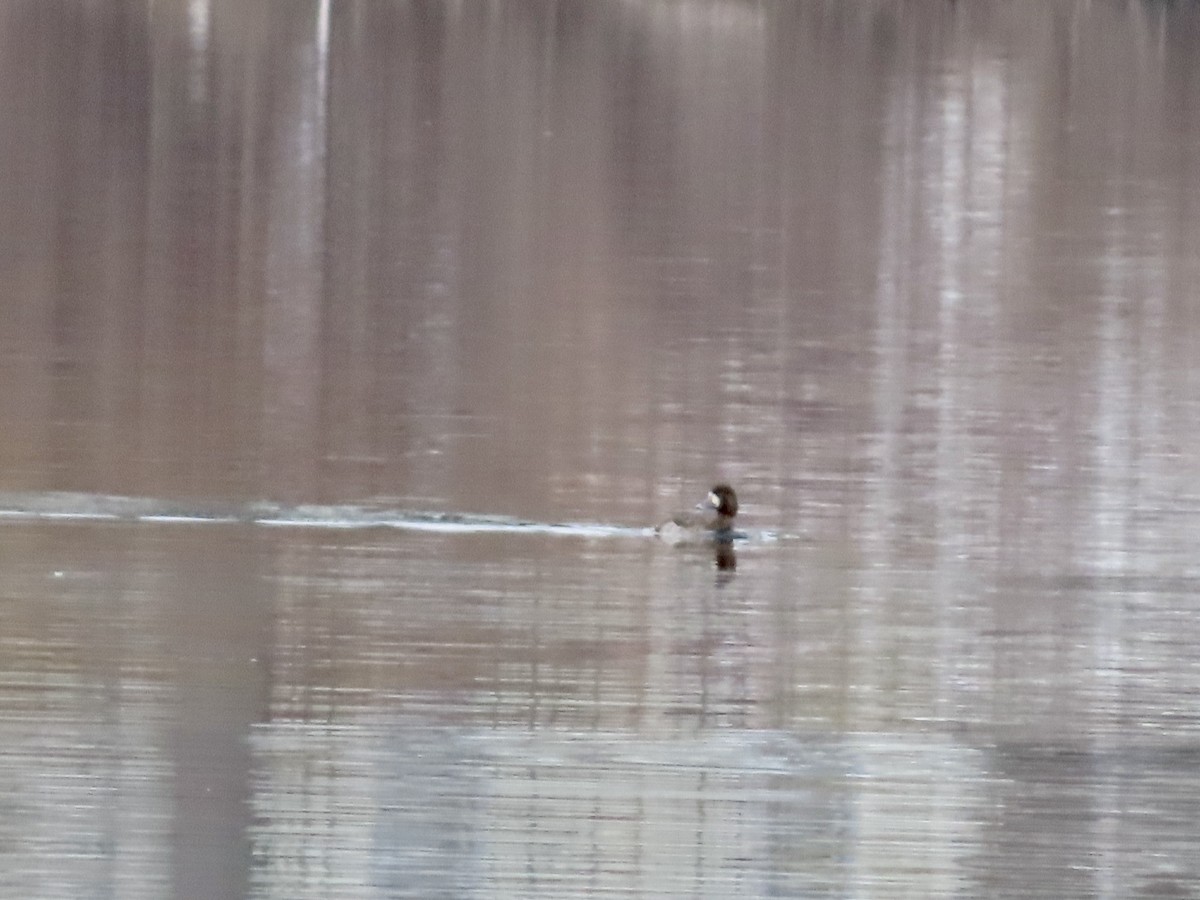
[714,539,737,577]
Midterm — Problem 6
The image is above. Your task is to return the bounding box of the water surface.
[2,2,1200,897]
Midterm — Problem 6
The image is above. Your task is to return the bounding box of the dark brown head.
[706,484,738,520]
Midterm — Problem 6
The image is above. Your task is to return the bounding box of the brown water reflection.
[3,1,1200,898]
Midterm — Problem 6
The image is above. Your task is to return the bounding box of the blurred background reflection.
[2,2,1200,897]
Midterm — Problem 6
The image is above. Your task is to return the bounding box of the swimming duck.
[656,484,738,543]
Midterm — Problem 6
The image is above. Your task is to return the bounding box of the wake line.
[0,491,650,539]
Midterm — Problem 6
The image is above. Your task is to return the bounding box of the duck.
[655,484,739,544]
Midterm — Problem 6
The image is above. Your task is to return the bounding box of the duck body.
[655,484,739,544]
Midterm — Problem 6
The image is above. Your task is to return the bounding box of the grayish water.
[3,2,1200,897]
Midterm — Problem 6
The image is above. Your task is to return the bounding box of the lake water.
[3,2,1200,897]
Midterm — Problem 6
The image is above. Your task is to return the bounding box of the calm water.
[3,1,1200,897]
